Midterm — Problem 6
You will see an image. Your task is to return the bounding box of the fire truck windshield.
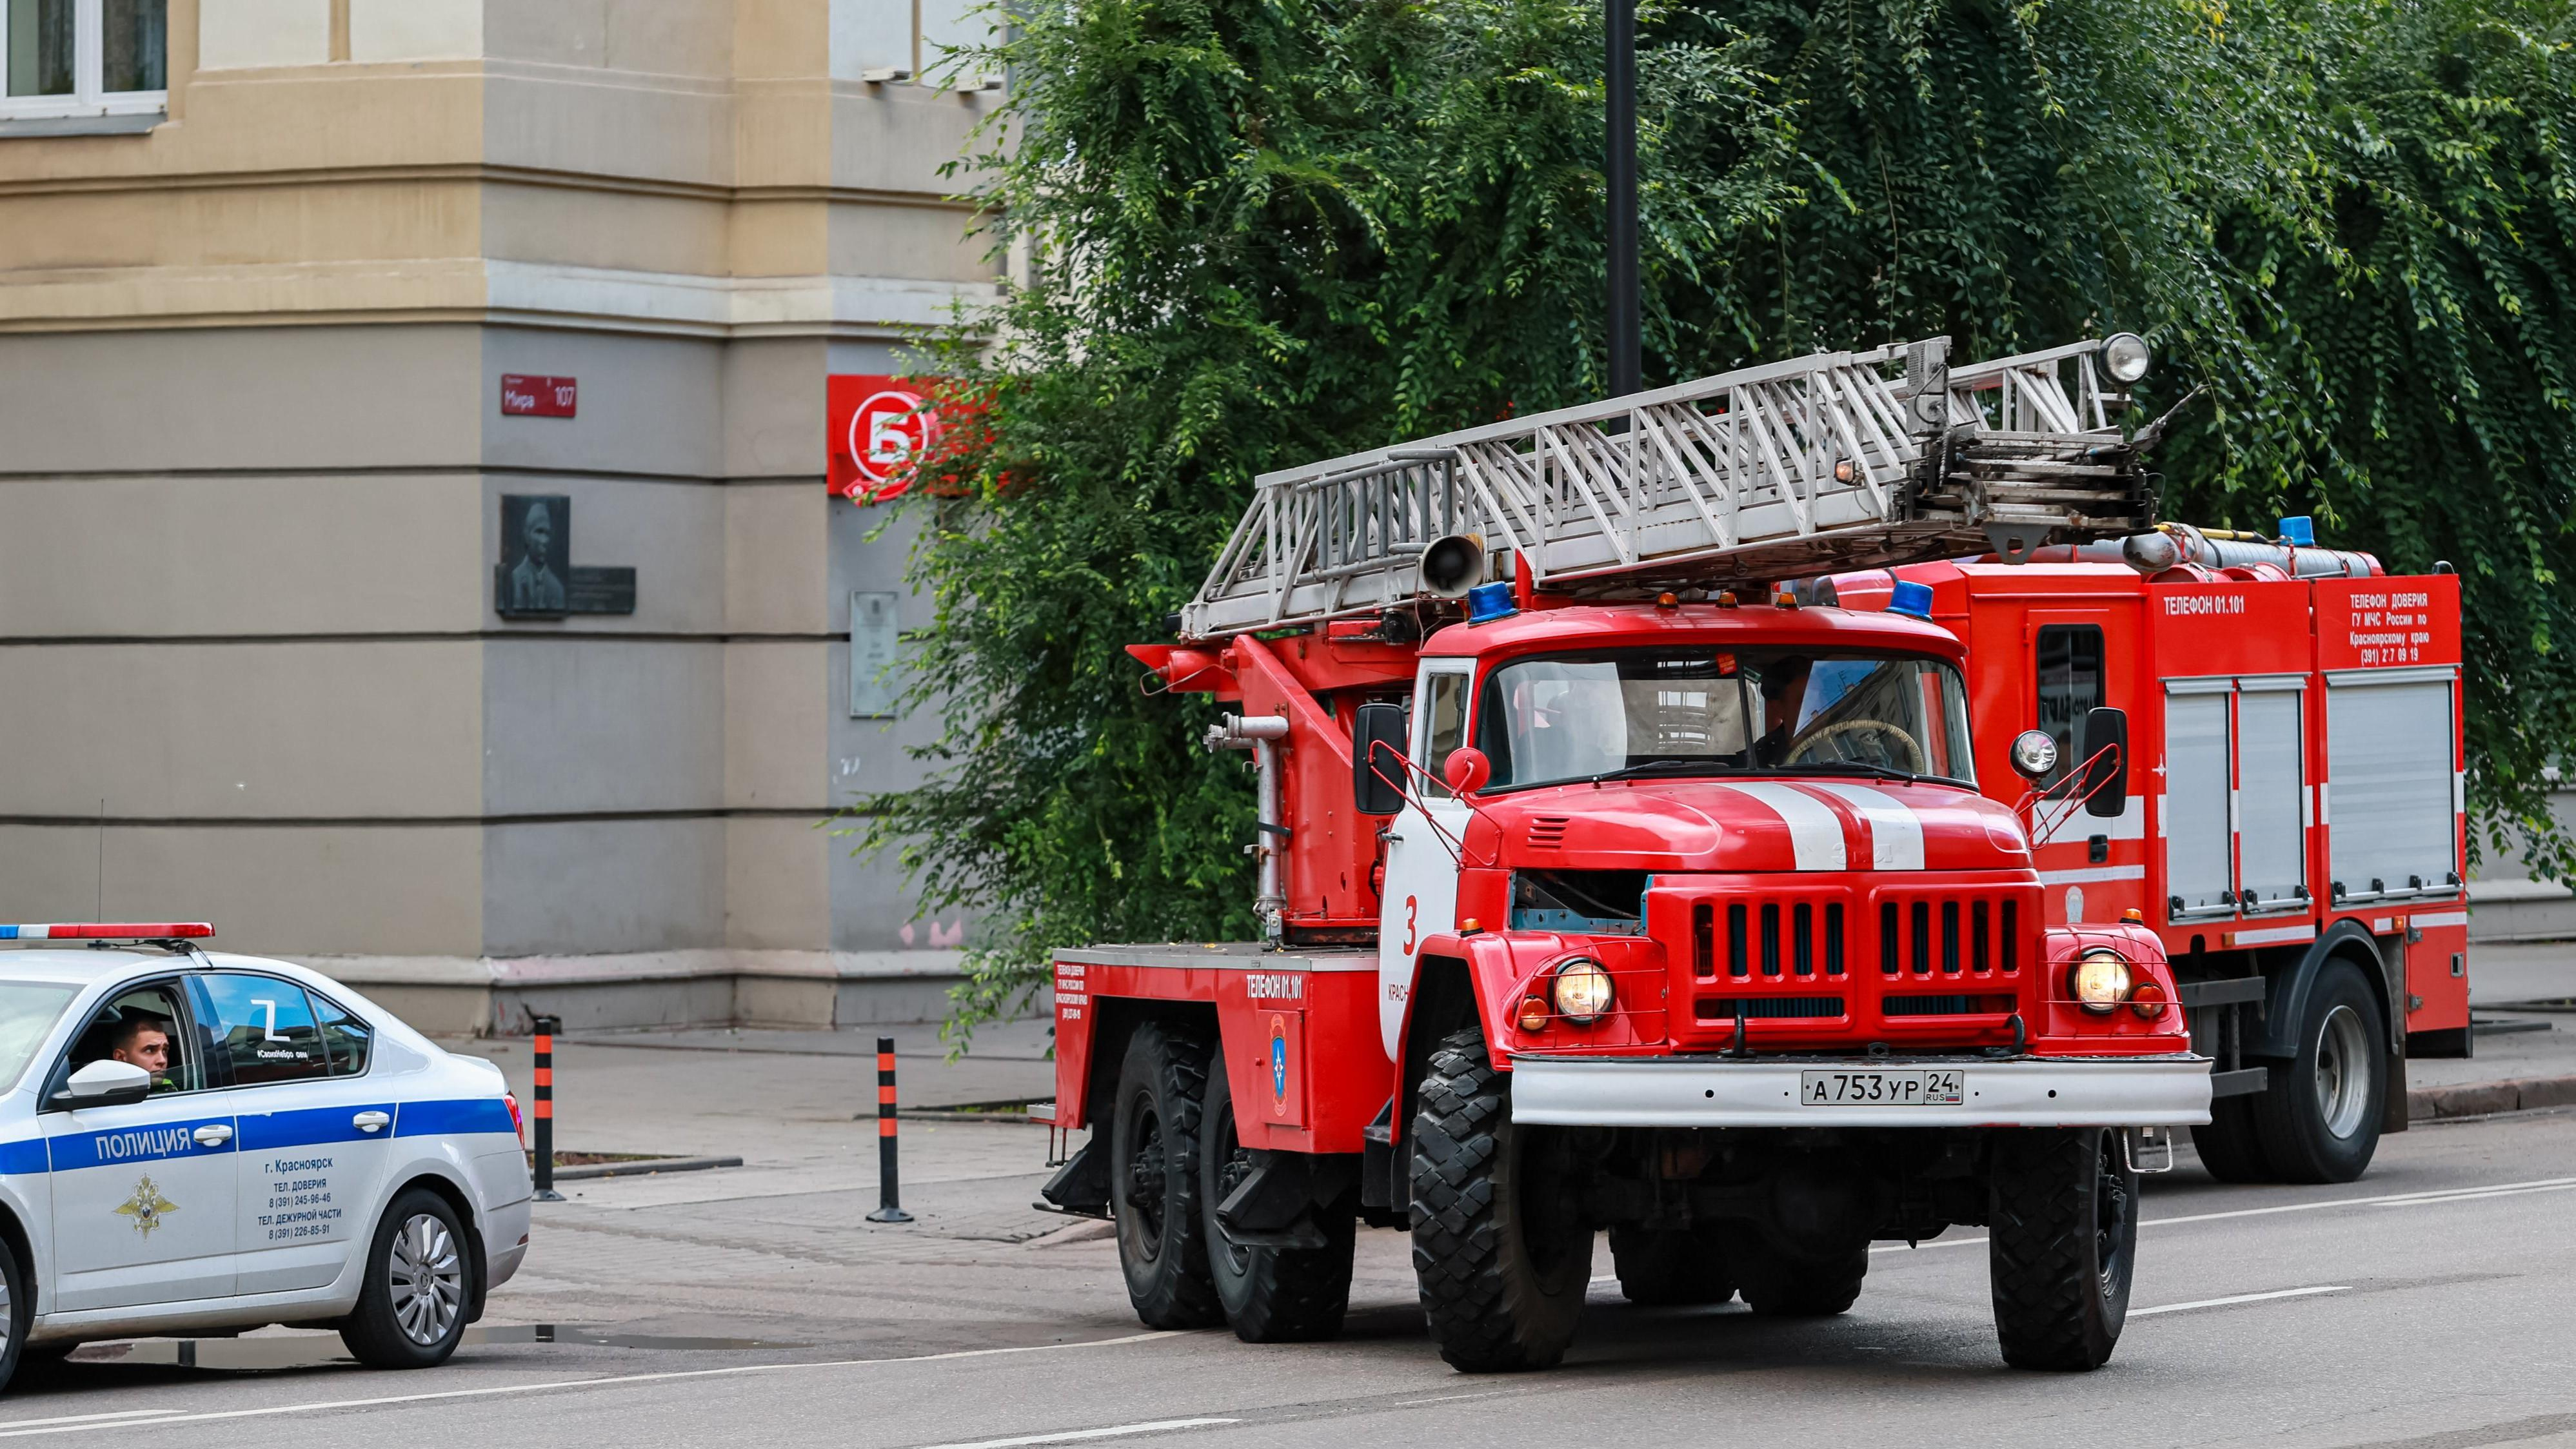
[1472,646,1975,791]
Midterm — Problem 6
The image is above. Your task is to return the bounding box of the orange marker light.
[1656,593,1679,609]
[1516,996,1551,1032]
[2130,981,2170,1020]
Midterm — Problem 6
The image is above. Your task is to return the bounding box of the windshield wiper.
[1587,758,1753,785]
[1776,760,1925,785]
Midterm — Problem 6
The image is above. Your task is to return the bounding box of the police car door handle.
[193,1124,233,1147]
[353,1110,390,1134]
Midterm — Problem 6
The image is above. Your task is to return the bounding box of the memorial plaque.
[496,495,636,618]
[850,591,901,717]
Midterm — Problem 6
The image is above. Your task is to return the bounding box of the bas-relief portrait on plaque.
[495,495,637,619]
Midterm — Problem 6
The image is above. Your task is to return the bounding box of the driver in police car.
[106,1015,175,1092]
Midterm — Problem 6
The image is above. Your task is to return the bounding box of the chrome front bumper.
[1507,1053,2213,1129]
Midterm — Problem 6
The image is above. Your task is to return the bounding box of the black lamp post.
[1605,0,1640,399]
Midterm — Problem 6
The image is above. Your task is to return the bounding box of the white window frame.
[1,0,167,123]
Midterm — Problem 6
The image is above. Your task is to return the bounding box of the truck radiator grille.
[1879,896,2017,977]
[1695,996,1845,1020]
[1712,900,1846,980]
[1881,993,2017,1016]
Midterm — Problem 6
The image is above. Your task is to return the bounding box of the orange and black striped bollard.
[866,1035,911,1223]
[532,1014,564,1201]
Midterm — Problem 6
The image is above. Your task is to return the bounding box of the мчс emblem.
[114,1176,177,1237]
[1268,1014,1290,1113]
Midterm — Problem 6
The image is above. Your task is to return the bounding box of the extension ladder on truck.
[1181,335,2163,639]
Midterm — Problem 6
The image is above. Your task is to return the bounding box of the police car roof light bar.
[0,923,215,941]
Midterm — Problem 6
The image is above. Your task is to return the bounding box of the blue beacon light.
[1466,582,1519,624]
[1885,578,1935,621]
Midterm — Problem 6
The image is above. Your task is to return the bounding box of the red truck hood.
[1461,776,2030,874]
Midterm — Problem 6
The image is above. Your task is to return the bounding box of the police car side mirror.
[1353,701,1409,816]
[51,1058,151,1112]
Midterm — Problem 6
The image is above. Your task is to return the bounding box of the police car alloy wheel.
[0,1237,26,1394]
[390,1211,466,1344]
[341,1188,473,1368]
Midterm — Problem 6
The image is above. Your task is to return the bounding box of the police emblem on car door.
[42,980,239,1310]
[114,1176,178,1236]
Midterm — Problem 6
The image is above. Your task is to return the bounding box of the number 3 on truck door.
[1378,661,1473,1056]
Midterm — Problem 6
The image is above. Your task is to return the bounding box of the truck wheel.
[1607,1226,1733,1306]
[1735,1246,1865,1316]
[1200,1049,1354,1342]
[2189,1095,2272,1183]
[1988,1127,2135,1371]
[2248,960,2386,1184]
[1111,1022,1224,1330]
[1410,1023,1593,1372]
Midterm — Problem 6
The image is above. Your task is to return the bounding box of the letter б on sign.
[501,375,578,418]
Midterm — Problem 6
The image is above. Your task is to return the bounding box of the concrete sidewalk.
[439,1016,1057,1163]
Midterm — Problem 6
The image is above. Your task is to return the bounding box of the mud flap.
[1037,1139,1111,1217]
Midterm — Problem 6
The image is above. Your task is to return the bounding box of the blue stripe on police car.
[237,1103,402,1151]
[393,1098,515,1138]
[46,1116,239,1171]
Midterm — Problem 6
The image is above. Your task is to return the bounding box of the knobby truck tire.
[1111,1022,1224,1330]
[1988,1127,2136,1372]
[1608,1226,1734,1306]
[1200,1050,1355,1342]
[2189,1093,2273,1183]
[1409,1023,1593,1372]
[1735,1245,1866,1317]
[2248,960,2386,1184]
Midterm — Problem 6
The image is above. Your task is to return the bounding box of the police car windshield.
[1474,646,1975,791]
[0,983,78,1092]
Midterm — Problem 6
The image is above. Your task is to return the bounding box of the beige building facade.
[0,1,998,1032]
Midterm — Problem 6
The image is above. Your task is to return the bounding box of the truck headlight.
[1551,958,1614,1025]
[2070,949,2133,1014]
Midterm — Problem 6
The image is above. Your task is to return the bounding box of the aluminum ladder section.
[1181,335,2153,639]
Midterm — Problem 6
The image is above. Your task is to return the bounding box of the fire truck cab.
[1834,522,2469,1184]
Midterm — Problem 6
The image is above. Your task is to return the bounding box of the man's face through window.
[1761,656,1814,738]
[111,1025,170,1078]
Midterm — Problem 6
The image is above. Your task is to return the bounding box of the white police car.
[0,923,531,1390]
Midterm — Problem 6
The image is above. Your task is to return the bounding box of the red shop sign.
[828,376,944,502]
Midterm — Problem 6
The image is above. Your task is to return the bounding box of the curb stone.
[2407,1074,2576,1121]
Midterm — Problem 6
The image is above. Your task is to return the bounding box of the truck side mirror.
[2079,705,2130,818]
[1353,700,1409,816]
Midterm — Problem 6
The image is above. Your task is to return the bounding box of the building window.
[3,0,164,122]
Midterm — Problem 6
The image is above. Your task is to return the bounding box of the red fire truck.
[1824,523,2468,1185]
[1038,335,2217,1373]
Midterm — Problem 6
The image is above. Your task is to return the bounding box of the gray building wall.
[0,3,1004,1031]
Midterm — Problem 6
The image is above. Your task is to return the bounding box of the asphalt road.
[2,1108,2571,1448]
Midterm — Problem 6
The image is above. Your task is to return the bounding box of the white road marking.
[2130,1285,2351,1317]
[920,1419,1239,1449]
[0,1412,188,1429]
[1866,1174,2576,1256]
[0,1331,1190,1439]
